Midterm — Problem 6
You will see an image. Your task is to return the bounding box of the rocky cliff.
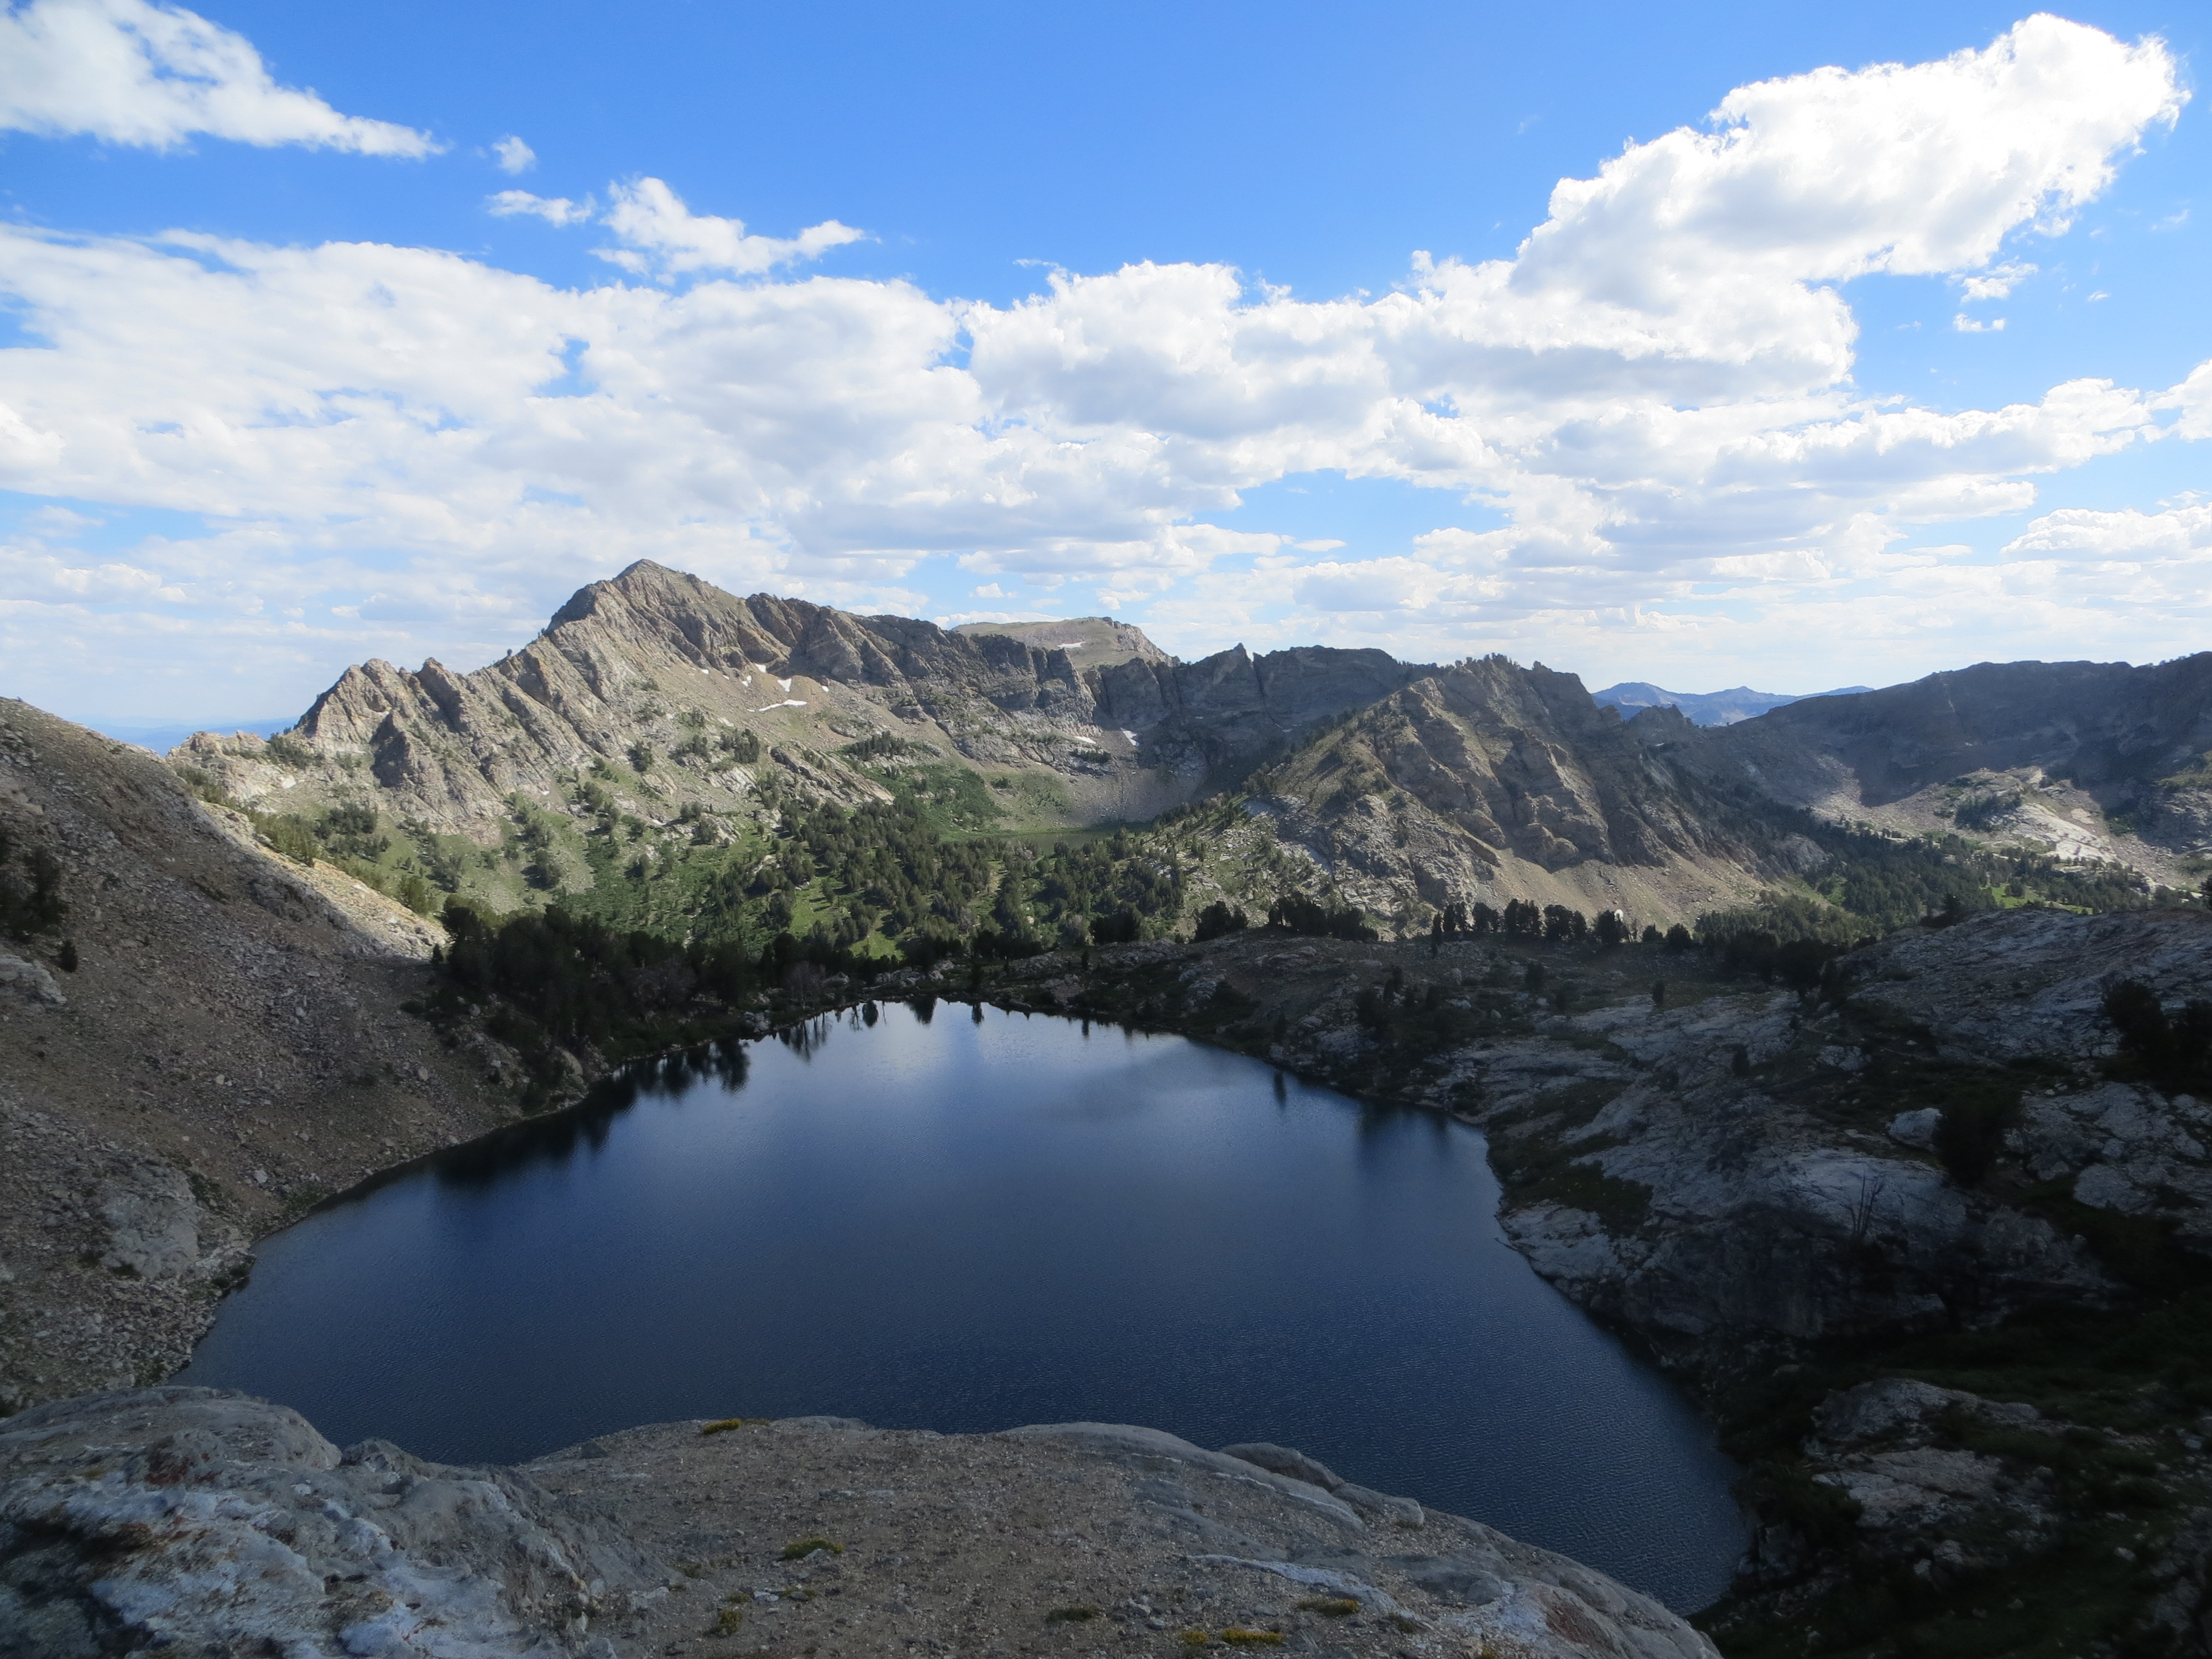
[0,1386,1717,1659]
[174,561,1429,839]
[952,614,1173,668]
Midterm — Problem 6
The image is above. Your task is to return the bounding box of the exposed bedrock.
[0,1389,1718,1659]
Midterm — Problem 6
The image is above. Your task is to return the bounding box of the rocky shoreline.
[950,913,2212,1653]
[0,1386,1715,1659]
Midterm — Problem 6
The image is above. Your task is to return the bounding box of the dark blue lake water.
[179,1001,1744,1610]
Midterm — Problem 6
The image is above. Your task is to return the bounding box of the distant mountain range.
[152,561,2212,931]
[1591,681,1874,726]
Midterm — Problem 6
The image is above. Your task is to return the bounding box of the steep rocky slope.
[1463,907,2212,1381]
[0,1386,1717,1659]
[175,561,1428,839]
[1241,660,1809,927]
[0,701,530,1416]
[1695,655,2212,881]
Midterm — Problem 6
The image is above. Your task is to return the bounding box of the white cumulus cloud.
[487,189,594,227]
[597,178,867,278]
[2005,500,2212,559]
[0,13,2199,714]
[0,0,437,153]
[492,133,535,174]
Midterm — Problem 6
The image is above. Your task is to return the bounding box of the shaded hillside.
[0,701,525,1415]
[1698,655,2212,884]
[1242,659,1789,927]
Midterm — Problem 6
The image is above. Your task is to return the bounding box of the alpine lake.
[179,1000,1746,1611]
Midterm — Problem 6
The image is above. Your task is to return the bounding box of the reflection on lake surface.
[180,1001,1744,1610]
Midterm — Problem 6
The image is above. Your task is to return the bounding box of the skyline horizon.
[3,2,2206,723]
[44,558,2162,741]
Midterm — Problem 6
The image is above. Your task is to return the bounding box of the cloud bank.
[0,13,2201,716]
[0,0,436,154]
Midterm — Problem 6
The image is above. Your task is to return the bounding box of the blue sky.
[0,0,2206,728]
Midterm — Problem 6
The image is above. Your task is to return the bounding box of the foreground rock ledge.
[0,1388,1715,1659]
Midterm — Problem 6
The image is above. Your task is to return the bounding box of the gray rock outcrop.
[0,1386,651,1658]
[176,562,1428,835]
[0,1390,1718,1659]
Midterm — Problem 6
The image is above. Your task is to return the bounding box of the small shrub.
[700,1416,772,1435]
[780,1537,843,1561]
[1222,1629,1285,1645]
[256,813,321,866]
[2103,979,2212,1091]
[1266,893,1375,941]
[709,1604,746,1637]
[1297,1597,1359,1618]
[173,764,238,808]
[1045,1607,1098,1624]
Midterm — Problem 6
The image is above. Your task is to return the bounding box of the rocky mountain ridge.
[178,561,1429,841]
[164,562,2212,941]
[1689,655,2212,884]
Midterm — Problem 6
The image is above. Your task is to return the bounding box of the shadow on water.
[180,1000,1746,1614]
